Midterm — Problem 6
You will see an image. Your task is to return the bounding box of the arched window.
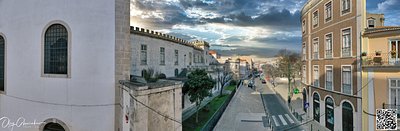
[175,69,178,77]
[303,89,307,112]
[342,102,353,131]
[44,24,68,74]
[43,123,65,131]
[0,35,4,91]
[325,97,334,130]
[313,92,320,122]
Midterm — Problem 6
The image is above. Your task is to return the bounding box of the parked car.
[248,83,252,87]
[262,79,266,84]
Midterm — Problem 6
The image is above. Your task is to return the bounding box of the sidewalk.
[182,82,233,121]
[266,77,329,131]
[214,82,269,131]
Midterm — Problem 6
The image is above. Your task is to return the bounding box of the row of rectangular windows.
[302,28,351,60]
[140,45,205,65]
[302,0,351,33]
[303,65,352,94]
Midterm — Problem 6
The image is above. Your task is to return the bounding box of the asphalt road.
[254,78,305,131]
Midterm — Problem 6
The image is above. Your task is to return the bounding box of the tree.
[216,63,232,97]
[182,68,216,123]
[262,64,279,87]
[276,48,302,103]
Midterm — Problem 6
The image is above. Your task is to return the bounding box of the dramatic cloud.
[130,0,397,60]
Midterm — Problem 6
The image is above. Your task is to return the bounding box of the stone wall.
[115,0,131,130]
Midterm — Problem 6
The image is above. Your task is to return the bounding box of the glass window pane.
[391,89,396,105]
[391,80,397,87]
[397,80,400,87]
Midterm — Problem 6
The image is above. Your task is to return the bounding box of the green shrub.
[143,68,160,83]
[230,80,237,85]
[215,97,219,101]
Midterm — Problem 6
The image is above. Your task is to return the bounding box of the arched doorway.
[313,92,320,122]
[325,97,334,130]
[343,102,353,131]
[303,88,307,112]
[43,123,65,131]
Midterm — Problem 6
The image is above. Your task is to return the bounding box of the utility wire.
[1,93,121,107]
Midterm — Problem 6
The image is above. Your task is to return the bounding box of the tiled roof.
[364,26,400,35]
[209,50,217,54]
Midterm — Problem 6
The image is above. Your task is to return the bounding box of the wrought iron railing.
[361,52,400,66]
[313,52,318,59]
[313,80,319,87]
[342,84,351,94]
[342,47,351,57]
[326,81,332,90]
[383,103,400,118]
[326,50,332,58]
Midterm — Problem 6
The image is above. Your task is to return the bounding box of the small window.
[175,50,178,65]
[342,66,351,94]
[342,0,350,14]
[313,66,319,87]
[141,70,146,77]
[313,39,319,59]
[313,11,318,28]
[342,29,351,57]
[189,52,192,65]
[160,47,165,65]
[325,2,332,22]
[303,43,306,60]
[141,45,147,65]
[302,20,306,33]
[368,20,375,28]
[326,34,332,58]
[175,69,178,77]
[303,65,306,83]
[326,66,333,90]
[44,24,68,74]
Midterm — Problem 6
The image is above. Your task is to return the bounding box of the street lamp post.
[288,64,291,104]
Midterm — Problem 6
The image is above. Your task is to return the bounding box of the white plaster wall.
[0,0,116,130]
[130,34,194,78]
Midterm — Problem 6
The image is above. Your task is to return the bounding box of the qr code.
[376,109,397,130]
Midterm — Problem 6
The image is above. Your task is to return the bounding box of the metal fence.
[362,52,400,66]
[201,80,241,131]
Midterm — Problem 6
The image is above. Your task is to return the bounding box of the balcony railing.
[313,52,318,59]
[342,47,351,57]
[313,80,319,87]
[383,103,400,118]
[326,50,332,58]
[326,81,332,90]
[361,52,400,66]
[342,84,351,94]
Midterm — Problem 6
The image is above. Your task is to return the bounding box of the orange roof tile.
[209,50,217,54]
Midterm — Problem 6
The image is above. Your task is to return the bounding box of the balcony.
[313,52,318,59]
[313,80,319,87]
[326,81,332,90]
[342,84,351,94]
[361,52,400,67]
[325,50,332,58]
[342,47,351,57]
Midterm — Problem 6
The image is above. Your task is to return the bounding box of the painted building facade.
[0,0,131,130]
[361,25,400,130]
[300,0,365,130]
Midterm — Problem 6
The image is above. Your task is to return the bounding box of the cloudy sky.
[130,0,400,61]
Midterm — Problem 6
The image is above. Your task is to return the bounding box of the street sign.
[305,103,309,108]
[294,88,299,94]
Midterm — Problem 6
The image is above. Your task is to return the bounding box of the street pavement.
[265,77,330,131]
[214,80,269,131]
[256,78,306,131]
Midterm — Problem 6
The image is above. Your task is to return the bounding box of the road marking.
[285,114,295,123]
[278,115,287,125]
[272,115,280,126]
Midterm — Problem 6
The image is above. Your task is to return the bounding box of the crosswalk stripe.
[278,115,287,125]
[285,114,295,123]
[272,115,280,126]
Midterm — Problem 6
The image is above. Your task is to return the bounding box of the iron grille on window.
[44,24,68,74]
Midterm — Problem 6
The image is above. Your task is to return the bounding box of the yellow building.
[362,22,400,130]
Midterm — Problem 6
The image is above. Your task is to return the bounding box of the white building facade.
[0,0,131,131]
